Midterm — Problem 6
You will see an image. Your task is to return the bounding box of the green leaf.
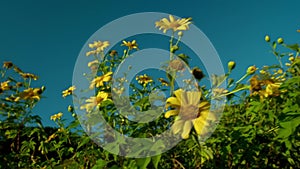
[151,154,161,169]
[135,157,151,169]
[92,159,108,169]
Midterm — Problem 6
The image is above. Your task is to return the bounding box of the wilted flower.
[192,67,204,80]
[155,15,192,33]
[3,61,13,69]
[20,73,38,80]
[169,59,185,71]
[158,78,169,86]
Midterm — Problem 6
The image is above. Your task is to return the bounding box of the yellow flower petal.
[193,117,207,135]
[165,109,179,118]
[181,121,192,139]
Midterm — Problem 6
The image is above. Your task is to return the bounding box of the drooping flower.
[165,89,213,139]
[90,72,113,89]
[62,86,76,98]
[122,40,138,50]
[86,40,110,56]
[50,112,63,121]
[80,91,109,112]
[155,15,192,33]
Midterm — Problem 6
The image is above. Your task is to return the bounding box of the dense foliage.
[0,16,299,168]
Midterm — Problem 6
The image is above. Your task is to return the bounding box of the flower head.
[136,74,153,86]
[90,72,113,89]
[165,89,213,139]
[122,40,138,50]
[80,91,109,112]
[50,112,63,121]
[20,88,42,101]
[86,40,110,56]
[62,86,76,98]
[0,81,11,93]
[155,15,192,33]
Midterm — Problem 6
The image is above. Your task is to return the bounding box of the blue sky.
[1,0,300,126]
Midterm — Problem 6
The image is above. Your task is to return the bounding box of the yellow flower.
[3,61,13,69]
[86,40,110,56]
[20,88,42,100]
[20,73,38,80]
[165,89,212,139]
[90,72,113,89]
[122,40,138,50]
[50,112,63,121]
[136,74,153,86]
[0,81,11,93]
[62,86,76,98]
[155,15,192,33]
[80,91,109,112]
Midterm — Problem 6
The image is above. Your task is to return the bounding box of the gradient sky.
[1,0,300,126]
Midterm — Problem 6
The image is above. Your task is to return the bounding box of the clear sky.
[1,0,300,126]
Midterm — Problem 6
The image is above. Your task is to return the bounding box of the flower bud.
[170,45,179,53]
[277,37,284,44]
[265,35,270,42]
[228,61,236,71]
[247,66,257,75]
[68,105,74,112]
[178,31,183,37]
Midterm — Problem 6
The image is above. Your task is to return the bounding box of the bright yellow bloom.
[62,86,76,98]
[122,40,138,50]
[50,112,63,121]
[20,88,42,100]
[0,81,11,93]
[80,91,109,112]
[165,89,213,139]
[155,15,192,33]
[90,72,113,89]
[86,40,110,56]
[136,74,153,86]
